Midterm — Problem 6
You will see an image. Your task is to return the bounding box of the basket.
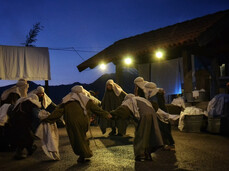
[207,117,221,134]
[183,114,204,132]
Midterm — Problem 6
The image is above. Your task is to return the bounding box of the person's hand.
[107,113,112,119]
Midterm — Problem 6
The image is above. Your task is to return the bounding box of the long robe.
[0,92,20,107]
[9,101,40,151]
[0,104,14,151]
[149,92,175,146]
[99,90,127,134]
[110,100,163,157]
[44,100,110,158]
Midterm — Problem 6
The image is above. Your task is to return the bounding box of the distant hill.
[0,69,138,104]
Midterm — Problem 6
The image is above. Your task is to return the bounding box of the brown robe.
[44,100,110,158]
[110,100,163,157]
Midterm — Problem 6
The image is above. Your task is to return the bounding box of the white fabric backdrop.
[138,58,183,95]
[150,58,183,95]
[0,45,51,80]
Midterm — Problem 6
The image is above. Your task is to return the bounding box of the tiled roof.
[77,9,229,72]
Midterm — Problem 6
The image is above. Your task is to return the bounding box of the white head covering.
[28,86,52,109]
[134,77,148,90]
[1,79,29,101]
[16,79,29,98]
[1,86,20,101]
[14,94,41,110]
[106,79,125,97]
[62,85,90,115]
[121,93,153,120]
[144,82,160,99]
[37,86,45,94]
[83,89,101,105]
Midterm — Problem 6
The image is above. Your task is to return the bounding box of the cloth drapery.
[36,110,60,160]
[138,58,183,95]
[0,45,51,80]
[0,104,11,126]
[178,107,207,131]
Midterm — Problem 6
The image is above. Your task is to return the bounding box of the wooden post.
[182,50,193,93]
[210,57,220,98]
[149,63,151,82]
[45,80,49,96]
[116,63,123,88]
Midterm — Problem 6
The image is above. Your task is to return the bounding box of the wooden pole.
[149,63,151,82]
[115,63,123,87]
[210,56,220,98]
[45,80,49,96]
[182,50,193,93]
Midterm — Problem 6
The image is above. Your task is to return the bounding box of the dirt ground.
[1,125,229,171]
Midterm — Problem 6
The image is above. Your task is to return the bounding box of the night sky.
[1,0,229,86]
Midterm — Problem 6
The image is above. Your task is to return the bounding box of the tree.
[23,22,44,47]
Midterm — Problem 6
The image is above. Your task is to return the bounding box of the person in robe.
[28,86,56,113]
[1,79,29,106]
[43,85,112,163]
[144,82,175,151]
[134,77,148,98]
[28,86,65,127]
[110,94,163,161]
[0,79,29,152]
[99,79,127,136]
[9,94,41,160]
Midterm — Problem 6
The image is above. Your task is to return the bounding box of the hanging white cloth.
[0,45,51,80]
[192,90,199,99]
[149,58,183,95]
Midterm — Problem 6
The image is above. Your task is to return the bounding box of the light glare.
[124,57,132,65]
[99,63,106,70]
[156,51,163,58]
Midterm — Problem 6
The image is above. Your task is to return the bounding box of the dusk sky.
[1,0,229,86]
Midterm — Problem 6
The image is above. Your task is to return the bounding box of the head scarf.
[77,86,101,105]
[37,86,45,94]
[106,79,125,97]
[1,79,29,100]
[14,94,41,110]
[62,85,90,115]
[16,79,29,98]
[1,86,20,101]
[28,86,52,109]
[144,82,160,99]
[121,93,153,120]
[134,77,148,91]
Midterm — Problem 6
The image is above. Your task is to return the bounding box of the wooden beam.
[182,50,193,93]
[115,63,123,88]
[210,57,220,98]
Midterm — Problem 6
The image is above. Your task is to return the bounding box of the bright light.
[124,57,132,65]
[99,63,106,70]
[155,51,163,58]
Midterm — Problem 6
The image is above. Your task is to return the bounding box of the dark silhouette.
[22,22,44,47]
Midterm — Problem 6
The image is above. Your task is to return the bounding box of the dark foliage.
[22,22,44,47]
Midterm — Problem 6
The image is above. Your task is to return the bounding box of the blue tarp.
[207,94,229,118]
